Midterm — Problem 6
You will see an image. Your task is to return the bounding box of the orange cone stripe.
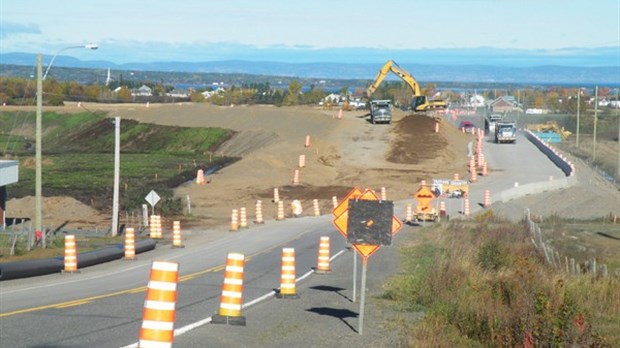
[139,260,178,348]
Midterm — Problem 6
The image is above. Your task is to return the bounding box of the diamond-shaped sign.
[352,244,381,259]
[332,187,363,218]
[145,190,161,207]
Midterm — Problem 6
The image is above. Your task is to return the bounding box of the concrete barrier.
[0,239,156,281]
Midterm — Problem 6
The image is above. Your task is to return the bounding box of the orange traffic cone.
[483,189,491,208]
[405,203,413,223]
[315,237,331,274]
[464,198,470,216]
[63,234,78,273]
[276,201,285,221]
[299,154,306,168]
[196,169,206,184]
[212,253,246,326]
[138,261,179,348]
[273,188,280,203]
[380,187,386,201]
[292,169,300,185]
[239,207,248,229]
[313,199,320,217]
[254,200,264,224]
[230,209,239,231]
[124,227,137,260]
[332,196,338,209]
[276,248,299,299]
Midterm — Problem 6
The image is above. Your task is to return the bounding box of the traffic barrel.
[434,122,439,133]
[405,203,413,223]
[239,207,248,229]
[63,234,78,273]
[276,248,299,299]
[230,209,239,231]
[332,196,338,209]
[138,260,179,348]
[439,201,446,217]
[276,201,285,221]
[212,252,246,326]
[464,198,470,216]
[292,169,300,185]
[196,169,206,184]
[453,173,459,181]
[150,215,162,239]
[315,237,332,274]
[304,135,311,148]
[483,189,491,208]
[313,199,320,217]
[172,221,184,248]
[482,161,488,176]
[273,188,280,203]
[469,162,477,183]
[124,227,137,260]
[380,187,387,201]
[255,200,264,224]
[299,154,306,168]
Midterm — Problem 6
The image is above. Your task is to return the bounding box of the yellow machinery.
[366,60,447,112]
[526,121,572,140]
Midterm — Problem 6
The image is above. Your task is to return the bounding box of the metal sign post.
[359,257,368,335]
[352,250,357,303]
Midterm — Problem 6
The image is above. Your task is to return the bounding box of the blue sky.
[1,0,618,66]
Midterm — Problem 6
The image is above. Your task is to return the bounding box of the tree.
[190,91,205,103]
[116,86,132,102]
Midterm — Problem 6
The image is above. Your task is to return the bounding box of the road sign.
[332,187,363,218]
[145,190,161,207]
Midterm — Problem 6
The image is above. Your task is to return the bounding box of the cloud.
[0,22,42,39]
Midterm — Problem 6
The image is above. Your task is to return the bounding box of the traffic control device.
[273,188,280,203]
[254,200,264,224]
[292,169,300,185]
[483,189,491,208]
[276,248,299,299]
[149,215,162,239]
[312,199,320,216]
[138,260,179,347]
[212,252,246,326]
[315,236,332,274]
[124,227,137,260]
[196,169,206,184]
[439,201,446,218]
[276,201,285,220]
[304,135,311,148]
[171,221,184,248]
[482,161,488,176]
[298,154,306,168]
[380,187,386,200]
[404,203,413,223]
[463,198,470,216]
[230,209,239,231]
[239,207,248,228]
[63,234,78,273]
[332,196,338,209]
[434,121,439,133]
[291,200,303,217]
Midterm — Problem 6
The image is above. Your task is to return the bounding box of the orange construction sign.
[332,187,403,259]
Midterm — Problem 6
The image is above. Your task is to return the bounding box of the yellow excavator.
[366,60,447,112]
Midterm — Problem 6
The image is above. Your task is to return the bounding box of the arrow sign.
[145,190,161,207]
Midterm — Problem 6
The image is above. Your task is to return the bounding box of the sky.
[1,0,619,66]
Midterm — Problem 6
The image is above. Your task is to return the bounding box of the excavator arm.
[366,60,422,97]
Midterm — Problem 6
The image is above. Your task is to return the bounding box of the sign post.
[332,187,402,335]
[145,190,161,216]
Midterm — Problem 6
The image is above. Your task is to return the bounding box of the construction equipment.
[526,121,572,142]
[495,121,517,144]
[369,99,392,124]
[366,60,447,112]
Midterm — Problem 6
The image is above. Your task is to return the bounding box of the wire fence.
[523,208,612,278]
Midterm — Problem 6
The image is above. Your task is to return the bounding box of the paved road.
[0,129,567,347]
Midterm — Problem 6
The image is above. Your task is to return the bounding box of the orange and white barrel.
[313,199,320,217]
[292,169,300,185]
[138,260,179,348]
[212,253,246,325]
[469,162,477,182]
[298,154,306,168]
[276,248,299,298]
[464,198,470,216]
[483,189,491,208]
[315,236,331,274]
[230,209,239,231]
[276,201,285,220]
[124,227,136,260]
[331,196,338,209]
[196,169,206,184]
[63,234,78,273]
[150,215,162,239]
[255,200,264,224]
[172,221,183,248]
[405,203,413,222]
[453,173,459,181]
[304,135,310,148]
[273,188,280,203]
[439,201,446,217]
[239,207,248,228]
[380,187,386,201]
[482,161,488,176]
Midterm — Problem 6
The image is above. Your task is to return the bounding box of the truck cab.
[369,100,392,124]
[494,122,517,143]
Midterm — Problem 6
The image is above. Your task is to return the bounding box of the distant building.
[132,85,153,97]
[525,108,549,114]
[489,96,522,114]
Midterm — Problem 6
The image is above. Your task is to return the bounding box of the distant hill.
[0,52,616,85]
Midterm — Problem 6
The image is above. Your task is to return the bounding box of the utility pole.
[576,89,580,148]
[593,86,598,162]
[35,54,43,248]
[111,117,120,236]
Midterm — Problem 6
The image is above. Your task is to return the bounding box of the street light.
[35,43,98,247]
[42,43,98,81]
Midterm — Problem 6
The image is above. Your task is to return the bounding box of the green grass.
[383,217,620,347]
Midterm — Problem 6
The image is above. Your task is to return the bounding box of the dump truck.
[494,121,517,143]
[369,99,392,124]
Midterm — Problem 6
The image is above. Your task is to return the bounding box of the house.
[489,96,522,114]
[132,85,153,97]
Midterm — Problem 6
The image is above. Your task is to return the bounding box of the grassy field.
[382,212,620,347]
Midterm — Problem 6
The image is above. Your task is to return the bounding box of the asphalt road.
[0,129,567,347]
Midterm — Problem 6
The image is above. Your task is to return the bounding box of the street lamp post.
[35,44,98,248]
